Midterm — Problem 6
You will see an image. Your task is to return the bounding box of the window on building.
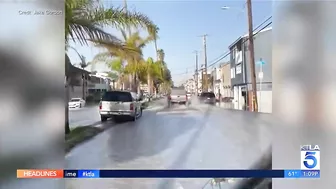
[237,44,242,51]
[231,68,235,78]
[236,51,242,64]
[232,48,237,58]
[236,64,242,74]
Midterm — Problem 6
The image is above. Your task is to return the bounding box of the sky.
[67,0,272,86]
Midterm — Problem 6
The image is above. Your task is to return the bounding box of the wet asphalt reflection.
[66,100,272,189]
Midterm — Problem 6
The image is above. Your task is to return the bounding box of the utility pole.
[123,0,127,11]
[193,51,199,96]
[246,0,258,112]
[202,34,208,92]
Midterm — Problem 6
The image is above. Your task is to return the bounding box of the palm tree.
[65,0,158,134]
[106,58,126,90]
[157,49,165,63]
[141,57,164,93]
[94,30,154,92]
[148,26,159,95]
[153,49,168,93]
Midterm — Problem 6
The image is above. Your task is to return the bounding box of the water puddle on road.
[156,106,201,115]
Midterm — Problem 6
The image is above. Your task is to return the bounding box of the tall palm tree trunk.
[117,75,121,90]
[153,39,159,95]
[154,39,159,61]
[128,74,133,90]
[123,0,134,92]
[132,73,138,92]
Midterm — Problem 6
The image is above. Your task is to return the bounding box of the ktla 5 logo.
[300,145,320,170]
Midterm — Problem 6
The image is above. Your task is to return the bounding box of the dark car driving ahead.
[199,92,216,105]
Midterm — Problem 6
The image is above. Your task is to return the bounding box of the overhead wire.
[174,15,272,82]
[206,16,272,67]
[205,17,272,69]
[173,6,250,73]
[171,15,272,75]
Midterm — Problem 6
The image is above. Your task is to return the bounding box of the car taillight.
[99,102,102,109]
[130,103,134,111]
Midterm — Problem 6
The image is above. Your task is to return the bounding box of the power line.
[173,20,273,77]
[206,19,272,68]
[170,66,195,72]
[171,72,192,76]
[206,16,272,66]
[171,16,272,77]
[208,21,272,68]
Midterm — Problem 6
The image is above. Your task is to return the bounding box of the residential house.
[210,68,216,92]
[218,62,232,99]
[196,69,203,94]
[184,78,195,93]
[229,35,247,110]
[229,27,272,113]
[87,73,112,93]
[193,70,203,94]
[212,67,222,97]
[68,66,90,100]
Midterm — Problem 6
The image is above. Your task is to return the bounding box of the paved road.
[69,100,164,129]
[69,105,101,129]
[65,99,272,189]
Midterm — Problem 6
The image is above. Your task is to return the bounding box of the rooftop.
[228,27,272,49]
[241,27,272,38]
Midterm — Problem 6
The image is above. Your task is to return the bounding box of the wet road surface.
[69,100,165,129]
[69,105,100,129]
[66,100,272,189]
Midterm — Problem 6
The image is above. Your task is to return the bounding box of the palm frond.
[93,39,141,60]
[120,29,128,41]
[138,35,155,49]
[92,51,114,62]
[86,6,158,33]
[107,58,124,72]
[68,18,120,45]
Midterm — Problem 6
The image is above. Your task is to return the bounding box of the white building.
[87,73,112,93]
[229,26,272,113]
[211,67,222,95]
[184,79,195,93]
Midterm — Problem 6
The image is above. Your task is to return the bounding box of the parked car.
[68,98,85,108]
[99,91,142,122]
[198,92,216,105]
[168,88,189,105]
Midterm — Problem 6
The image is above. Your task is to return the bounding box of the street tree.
[106,58,127,90]
[64,0,158,134]
[138,57,164,93]
[93,30,155,93]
